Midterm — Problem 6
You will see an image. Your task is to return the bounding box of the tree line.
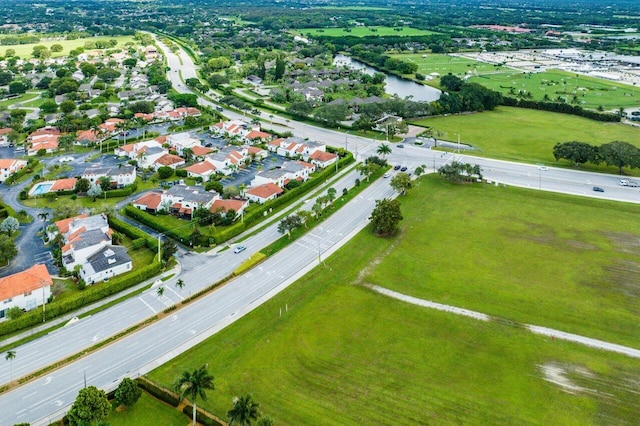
[553,140,640,174]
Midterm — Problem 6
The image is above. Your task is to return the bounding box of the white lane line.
[138,296,157,313]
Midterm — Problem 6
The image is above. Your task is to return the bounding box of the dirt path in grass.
[367,284,640,359]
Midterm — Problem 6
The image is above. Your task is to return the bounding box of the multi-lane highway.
[2,36,640,426]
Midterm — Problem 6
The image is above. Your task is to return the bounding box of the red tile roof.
[246,183,283,199]
[134,192,162,210]
[51,178,77,191]
[0,264,52,301]
[186,161,216,174]
[191,146,214,156]
[155,153,184,166]
[210,199,246,213]
[309,150,338,162]
[246,130,271,140]
[55,213,89,234]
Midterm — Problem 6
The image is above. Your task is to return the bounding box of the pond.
[334,54,441,102]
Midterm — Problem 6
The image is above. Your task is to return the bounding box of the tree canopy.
[369,198,403,236]
[67,386,110,426]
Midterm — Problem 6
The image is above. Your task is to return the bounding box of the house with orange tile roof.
[210,198,249,217]
[185,160,217,182]
[309,150,339,169]
[245,183,284,204]
[210,119,256,139]
[153,153,185,170]
[49,213,132,283]
[0,264,52,319]
[191,145,214,159]
[114,139,163,160]
[99,118,125,134]
[0,158,27,182]
[27,127,61,143]
[267,136,327,160]
[206,146,247,175]
[161,184,219,219]
[76,129,105,146]
[50,177,78,192]
[246,146,269,161]
[132,191,163,213]
[28,136,59,156]
[244,130,272,144]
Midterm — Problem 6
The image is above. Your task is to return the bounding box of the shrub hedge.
[109,216,158,253]
[136,377,180,407]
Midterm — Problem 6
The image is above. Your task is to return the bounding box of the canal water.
[334,54,441,102]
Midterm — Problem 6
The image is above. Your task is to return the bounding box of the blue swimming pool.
[31,182,53,195]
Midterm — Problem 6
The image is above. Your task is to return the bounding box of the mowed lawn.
[468,69,640,110]
[107,391,188,426]
[411,106,640,167]
[148,177,640,425]
[389,53,498,82]
[298,26,439,38]
[2,35,136,58]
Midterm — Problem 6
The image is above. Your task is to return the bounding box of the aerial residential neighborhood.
[1,0,640,425]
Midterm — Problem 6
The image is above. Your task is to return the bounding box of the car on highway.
[383,172,391,178]
[593,186,604,192]
[537,165,548,171]
[400,166,408,172]
[393,165,401,170]
[397,144,404,148]
[233,245,247,254]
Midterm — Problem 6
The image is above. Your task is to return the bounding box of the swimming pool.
[29,182,53,196]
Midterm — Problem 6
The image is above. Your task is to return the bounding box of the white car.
[59,156,73,163]
[233,245,247,254]
[383,172,391,178]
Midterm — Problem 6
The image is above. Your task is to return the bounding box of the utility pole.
[157,233,163,263]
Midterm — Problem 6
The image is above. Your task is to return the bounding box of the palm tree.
[174,365,215,426]
[376,143,391,159]
[175,279,185,290]
[38,211,49,235]
[156,286,165,297]
[227,393,260,426]
[5,350,16,381]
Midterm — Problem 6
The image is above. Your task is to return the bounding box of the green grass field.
[467,69,640,110]
[297,26,440,38]
[107,391,188,426]
[0,91,41,108]
[410,106,640,168]
[147,177,640,425]
[389,53,498,81]
[1,35,136,58]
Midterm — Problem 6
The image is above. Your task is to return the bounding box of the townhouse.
[0,264,52,320]
[0,158,27,182]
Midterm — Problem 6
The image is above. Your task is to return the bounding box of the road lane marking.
[138,296,157,313]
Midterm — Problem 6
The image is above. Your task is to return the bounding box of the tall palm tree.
[175,279,185,290]
[376,143,391,159]
[174,364,215,426]
[38,212,49,235]
[227,393,260,426]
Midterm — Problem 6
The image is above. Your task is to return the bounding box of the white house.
[0,158,27,182]
[161,184,219,219]
[309,150,339,169]
[206,147,247,176]
[0,264,52,320]
[80,245,132,285]
[114,139,164,160]
[250,161,315,188]
[268,137,327,160]
[81,166,136,188]
[185,160,217,182]
[210,119,255,139]
[245,183,284,204]
[166,132,202,156]
[50,213,132,284]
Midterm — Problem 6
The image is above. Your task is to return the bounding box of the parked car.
[593,186,604,192]
[383,172,391,178]
[400,166,408,172]
[397,144,404,148]
[393,165,401,170]
[233,245,247,254]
